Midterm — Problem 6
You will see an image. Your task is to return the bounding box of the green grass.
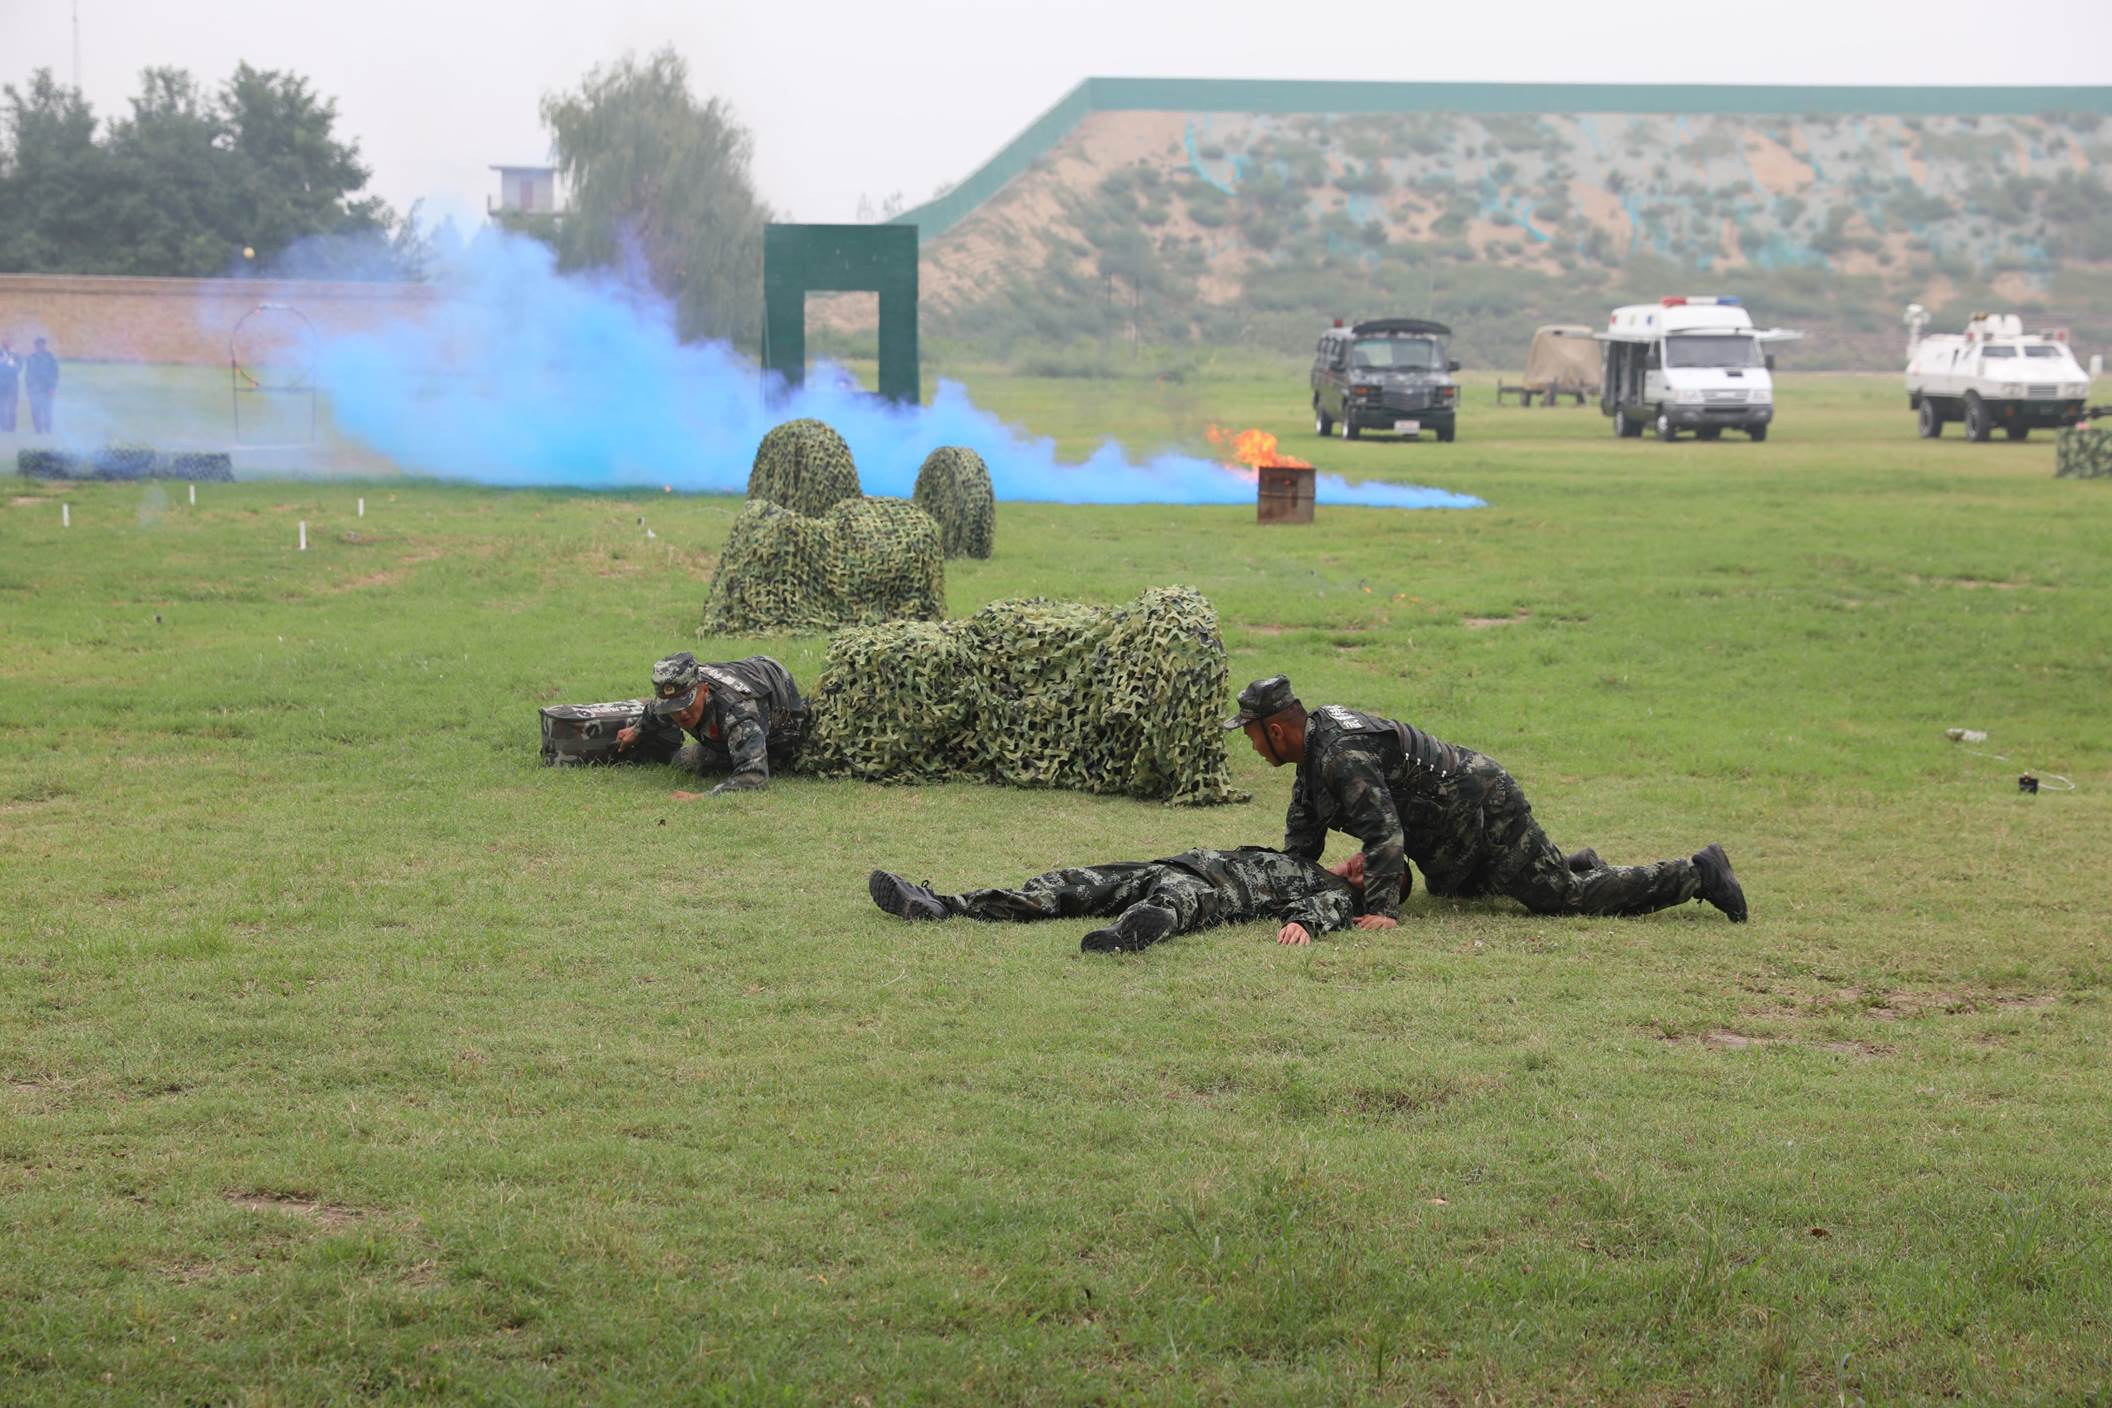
[3,369,2110,1404]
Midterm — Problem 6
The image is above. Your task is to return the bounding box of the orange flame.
[1205,423,1314,470]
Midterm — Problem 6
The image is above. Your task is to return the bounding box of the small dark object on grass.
[2020,773,2039,794]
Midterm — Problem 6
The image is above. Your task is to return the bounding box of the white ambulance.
[1596,297,1803,442]
[1903,309,2090,442]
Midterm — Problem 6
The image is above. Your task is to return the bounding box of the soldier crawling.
[1229,674,1747,927]
[868,847,1367,953]
[616,652,806,793]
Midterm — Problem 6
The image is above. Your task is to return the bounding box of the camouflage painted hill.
[850,80,2112,369]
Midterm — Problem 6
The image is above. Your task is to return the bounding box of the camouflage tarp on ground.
[804,586,1247,806]
[703,495,946,634]
[747,419,861,516]
[18,448,234,481]
[911,447,996,559]
[2055,426,2112,479]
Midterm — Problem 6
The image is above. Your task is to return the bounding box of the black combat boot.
[868,870,949,922]
[1691,844,1748,923]
[1081,903,1178,953]
[1566,847,1604,874]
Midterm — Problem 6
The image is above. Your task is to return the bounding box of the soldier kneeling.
[867,846,1366,953]
[617,653,806,794]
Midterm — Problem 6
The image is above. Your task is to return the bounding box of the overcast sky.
[5,0,2110,232]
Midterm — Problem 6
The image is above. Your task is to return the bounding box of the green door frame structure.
[762,224,919,405]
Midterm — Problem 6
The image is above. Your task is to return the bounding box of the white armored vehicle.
[1903,308,2090,441]
[1596,297,1802,442]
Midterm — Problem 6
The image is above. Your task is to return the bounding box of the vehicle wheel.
[1314,401,1333,437]
[1748,423,1768,443]
[1340,413,1359,441]
[1697,427,1722,441]
[1436,422,1456,443]
[1656,409,1677,442]
[2006,425,2030,442]
[1917,399,1943,438]
[1613,407,1630,438]
[1964,394,1990,443]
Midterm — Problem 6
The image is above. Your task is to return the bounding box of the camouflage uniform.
[2055,425,2112,479]
[1238,682,1704,920]
[630,653,807,791]
[934,847,1359,943]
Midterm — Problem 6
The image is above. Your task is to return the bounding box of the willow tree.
[541,50,769,346]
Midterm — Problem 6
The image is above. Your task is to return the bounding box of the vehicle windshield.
[1350,338,1439,371]
[2023,345,2069,359]
[1664,334,1762,369]
[1980,346,2016,358]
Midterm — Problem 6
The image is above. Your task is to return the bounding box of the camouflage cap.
[1224,674,1299,730]
[649,652,704,718]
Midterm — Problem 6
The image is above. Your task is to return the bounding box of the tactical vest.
[701,656,807,748]
[1312,704,1462,786]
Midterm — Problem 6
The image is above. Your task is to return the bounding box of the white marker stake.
[298,520,308,551]
[188,483,196,506]
[62,503,70,527]
[357,497,365,518]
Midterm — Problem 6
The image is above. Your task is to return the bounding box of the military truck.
[1904,308,2091,442]
[1311,318,1460,442]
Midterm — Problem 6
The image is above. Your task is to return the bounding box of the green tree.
[0,70,113,272]
[0,63,420,279]
[101,68,245,275]
[220,62,392,262]
[540,49,771,345]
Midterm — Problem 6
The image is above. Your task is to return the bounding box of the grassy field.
[3,368,2110,1404]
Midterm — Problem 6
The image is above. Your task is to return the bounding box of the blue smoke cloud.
[317,230,1484,511]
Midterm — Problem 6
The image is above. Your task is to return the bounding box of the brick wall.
[0,274,443,365]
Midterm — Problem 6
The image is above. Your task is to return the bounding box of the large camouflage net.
[2055,426,2112,478]
[803,586,1246,806]
[704,495,945,633]
[746,418,861,516]
[911,446,996,559]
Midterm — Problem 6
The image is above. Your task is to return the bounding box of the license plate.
[1393,419,1420,434]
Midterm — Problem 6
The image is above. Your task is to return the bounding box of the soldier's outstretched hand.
[1352,914,1398,931]
[1276,922,1312,946]
[615,725,639,751]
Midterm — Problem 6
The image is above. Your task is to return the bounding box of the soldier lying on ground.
[868,846,1367,953]
[1228,674,1748,925]
[616,652,807,794]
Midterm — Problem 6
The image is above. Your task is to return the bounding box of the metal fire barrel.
[1257,465,1315,524]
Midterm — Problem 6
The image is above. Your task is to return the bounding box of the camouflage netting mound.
[747,418,862,517]
[704,495,945,634]
[911,447,996,559]
[2055,426,2112,479]
[18,448,234,481]
[804,586,1246,806]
